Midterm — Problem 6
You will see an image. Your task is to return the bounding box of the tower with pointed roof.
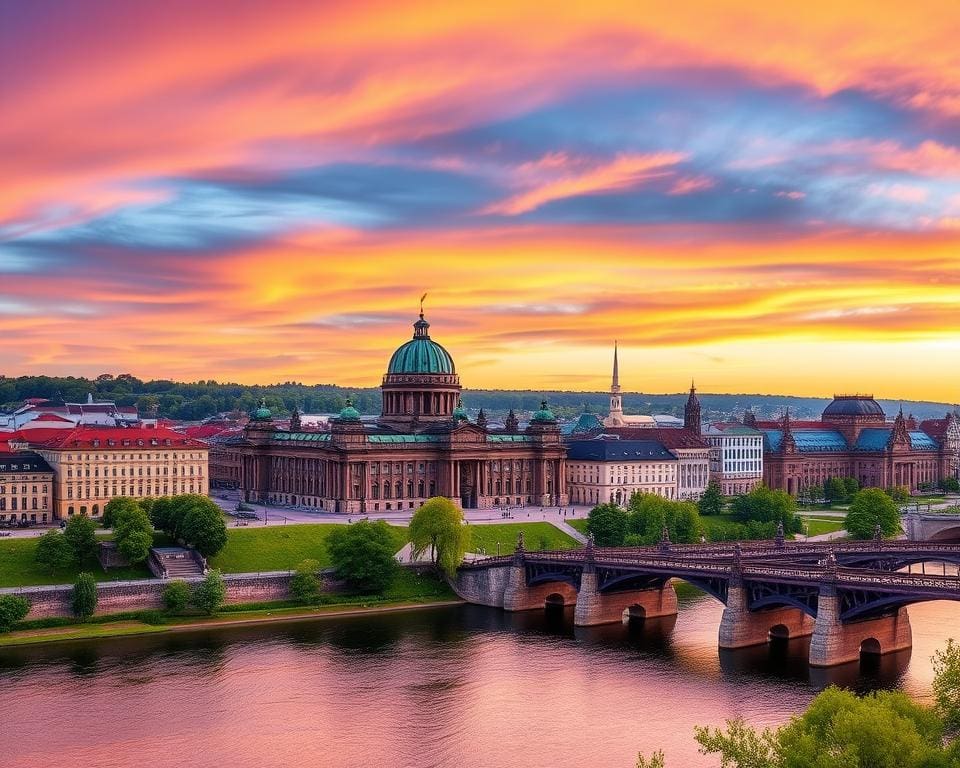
[684,380,702,435]
[606,342,624,426]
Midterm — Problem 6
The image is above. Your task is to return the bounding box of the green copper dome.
[531,400,556,423]
[452,398,468,422]
[252,398,272,421]
[387,315,455,375]
[338,398,361,421]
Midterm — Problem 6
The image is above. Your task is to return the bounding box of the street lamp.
[497,541,501,557]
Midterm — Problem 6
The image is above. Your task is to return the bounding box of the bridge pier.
[718,585,814,649]
[809,590,912,667]
[573,571,678,626]
[502,564,578,611]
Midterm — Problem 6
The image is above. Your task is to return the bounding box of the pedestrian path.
[550,518,588,544]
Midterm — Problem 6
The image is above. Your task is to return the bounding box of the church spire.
[607,342,624,426]
[684,379,701,434]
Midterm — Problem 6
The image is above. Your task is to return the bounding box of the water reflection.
[0,598,956,768]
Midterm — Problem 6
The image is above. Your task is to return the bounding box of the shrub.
[162,580,191,613]
[179,497,228,556]
[192,570,226,615]
[114,505,155,564]
[0,595,30,632]
[289,559,321,604]
[71,573,98,620]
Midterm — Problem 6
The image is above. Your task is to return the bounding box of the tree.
[408,497,470,577]
[162,580,191,614]
[102,496,140,528]
[327,521,399,592]
[113,504,154,564]
[71,572,98,619]
[192,570,226,615]
[289,559,322,604]
[933,638,960,735]
[627,494,702,545]
[178,496,228,556]
[941,477,960,493]
[887,485,911,503]
[842,476,860,498]
[824,476,848,503]
[586,503,629,546]
[34,529,73,572]
[731,485,801,532]
[0,595,30,632]
[635,751,665,768]
[698,482,724,516]
[64,515,98,564]
[846,488,900,539]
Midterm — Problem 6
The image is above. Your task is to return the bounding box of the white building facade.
[566,439,678,506]
[703,423,764,495]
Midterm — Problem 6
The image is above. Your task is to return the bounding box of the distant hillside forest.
[1,374,957,423]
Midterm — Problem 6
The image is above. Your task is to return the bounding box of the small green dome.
[252,397,272,421]
[387,315,455,375]
[338,398,361,421]
[531,400,556,423]
[452,398,468,422]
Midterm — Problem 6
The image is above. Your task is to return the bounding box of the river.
[1,593,957,768]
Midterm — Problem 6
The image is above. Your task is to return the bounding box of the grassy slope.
[802,518,846,536]
[208,523,407,573]
[467,522,577,555]
[567,519,590,535]
[0,532,174,588]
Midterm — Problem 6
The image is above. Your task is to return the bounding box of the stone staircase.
[149,547,206,579]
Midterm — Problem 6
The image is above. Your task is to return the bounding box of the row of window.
[66,483,202,499]
[0,496,48,510]
[66,465,200,478]
[0,485,49,495]
[61,451,205,460]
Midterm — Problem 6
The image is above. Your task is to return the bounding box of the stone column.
[809,586,912,667]
[718,585,814,648]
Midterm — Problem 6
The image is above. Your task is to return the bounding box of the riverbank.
[0,596,466,648]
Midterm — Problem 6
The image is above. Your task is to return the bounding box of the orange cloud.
[485,153,685,214]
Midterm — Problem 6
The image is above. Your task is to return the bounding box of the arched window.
[395,481,403,498]
[407,481,414,498]
[383,482,390,499]
[418,480,425,497]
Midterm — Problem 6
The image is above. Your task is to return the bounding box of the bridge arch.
[928,527,960,543]
[860,637,882,655]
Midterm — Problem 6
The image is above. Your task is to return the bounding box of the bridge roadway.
[454,540,960,667]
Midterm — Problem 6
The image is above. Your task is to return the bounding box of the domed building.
[753,394,957,495]
[217,312,568,513]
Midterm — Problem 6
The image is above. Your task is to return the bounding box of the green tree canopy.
[327,522,399,593]
[64,515,98,564]
[71,572,98,620]
[932,638,960,736]
[34,529,73,572]
[102,496,141,528]
[731,485,801,532]
[586,502,629,546]
[846,488,901,539]
[179,496,228,557]
[628,493,703,545]
[698,482,725,516]
[408,497,469,577]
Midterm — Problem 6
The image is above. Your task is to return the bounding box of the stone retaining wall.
[0,572,295,619]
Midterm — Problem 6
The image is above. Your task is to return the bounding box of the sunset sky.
[2,2,959,400]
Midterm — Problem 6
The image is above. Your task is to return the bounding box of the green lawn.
[0,532,173,588]
[801,518,846,536]
[208,523,406,573]
[467,522,578,555]
[567,519,590,535]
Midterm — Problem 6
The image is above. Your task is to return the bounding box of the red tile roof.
[32,413,74,423]
[13,425,208,451]
[919,418,955,440]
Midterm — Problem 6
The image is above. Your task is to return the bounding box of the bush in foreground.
[71,573,98,620]
[0,595,30,632]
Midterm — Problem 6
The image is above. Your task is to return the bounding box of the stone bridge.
[904,510,960,542]
[454,538,960,667]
